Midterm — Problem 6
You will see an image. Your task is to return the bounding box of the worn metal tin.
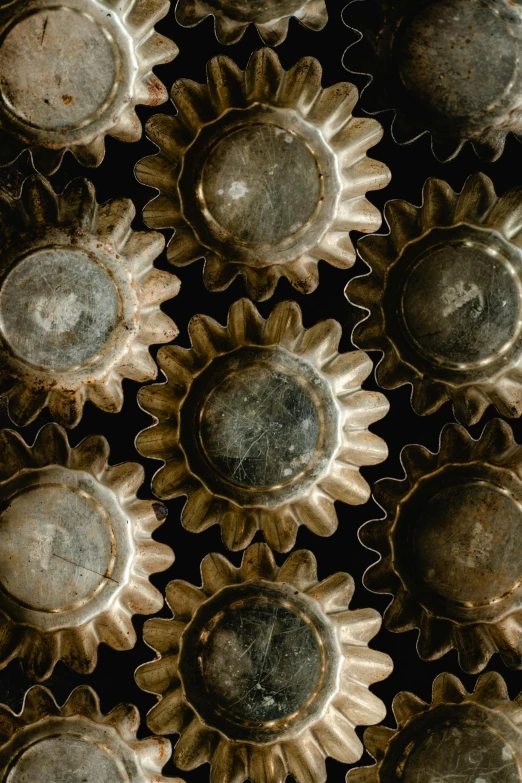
[0,0,177,174]
[344,0,522,161]
[0,175,180,428]
[136,298,389,552]
[0,685,184,782]
[175,0,327,45]
[136,48,390,301]
[135,543,393,783]
[360,419,522,674]
[347,672,522,783]
[0,423,174,681]
[347,174,522,426]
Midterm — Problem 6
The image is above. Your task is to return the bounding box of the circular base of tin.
[203,0,303,23]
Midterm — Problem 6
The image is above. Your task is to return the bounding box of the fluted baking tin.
[0,423,174,680]
[136,298,389,552]
[136,48,390,301]
[136,543,393,783]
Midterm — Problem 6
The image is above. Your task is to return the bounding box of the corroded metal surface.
[136,298,389,552]
[360,419,522,674]
[175,0,327,44]
[0,175,180,428]
[344,0,522,161]
[0,0,177,173]
[347,174,522,426]
[0,686,184,782]
[0,423,174,680]
[135,544,393,782]
[136,48,390,300]
[347,673,522,783]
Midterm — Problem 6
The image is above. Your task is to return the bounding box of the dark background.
[1,0,522,779]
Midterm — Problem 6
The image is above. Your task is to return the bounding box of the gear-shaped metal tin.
[0,685,184,782]
[0,175,180,428]
[347,672,522,783]
[136,48,390,301]
[0,423,174,681]
[0,0,178,174]
[135,543,393,783]
[136,298,389,553]
[175,0,327,45]
[347,174,522,426]
[361,418,522,674]
[343,0,522,161]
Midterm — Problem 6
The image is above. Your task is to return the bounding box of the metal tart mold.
[0,0,178,174]
[0,175,180,428]
[348,174,522,426]
[136,48,390,301]
[175,0,327,45]
[135,543,393,783]
[136,298,389,553]
[0,423,174,681]
[344,0,522,161]
[361,418,522,674]
[347,672,522,783]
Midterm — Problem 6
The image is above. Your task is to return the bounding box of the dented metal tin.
[175,0,327,45]
[347,174,522,426]
[344,0,522,161]
[136,298,389,553]
[0,0,177,174]
[0,685,184,782]
[136,543,393,782]
[361,419,522,674]
[347,672,522,783]
[0,423,174,681]
[0,175,180,428]
[136,48,390,301]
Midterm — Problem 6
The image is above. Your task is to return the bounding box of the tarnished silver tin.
[0,175,180,428]
[348,174,522,426]
[136,299,389,552]
[0,0,177,174]
[344,0,522,161]
[347,673,522,783]
[136,48,390,301]
[361,419,522,674]
[175,0,327,45]
[0,423,174,681]
[0,686,184,782]
[136,543,393,783]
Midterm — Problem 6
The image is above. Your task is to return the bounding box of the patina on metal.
[0,685,184,782]
[347,672,522,783]
[175,0,327,44]
[0,423,174,681]
[136,298,389,552]
[0,0,177,174]
[0,175,180,428]
[344,0,522,161]
[361,418,522,674]
[347,174,522,426]
[135,543,393,783]
[136,48,390,300]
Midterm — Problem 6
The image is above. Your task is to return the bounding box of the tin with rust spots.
[175,0,327,45]
[344,0,522,161]
[347,174,522,426]
[0,685,184,782]
[347,672,522,783]
[0,0,177,174]
[135,543,393,783]
[361,419,522,674]
[0,175,180,428]
[0,423,174,681]
[136,48,390,301]
[136,298,389,552]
